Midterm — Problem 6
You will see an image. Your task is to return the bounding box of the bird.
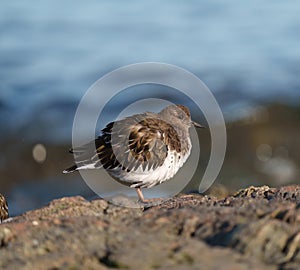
[0,194,8,222]
[63,104,204,202]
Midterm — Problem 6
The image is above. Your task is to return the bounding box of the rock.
[2,185,300,269]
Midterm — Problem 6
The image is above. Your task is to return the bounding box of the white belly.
[108,139,192,189]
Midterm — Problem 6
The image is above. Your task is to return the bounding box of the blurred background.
[1,0,300,216]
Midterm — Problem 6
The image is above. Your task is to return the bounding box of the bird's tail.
[63,165,78,174]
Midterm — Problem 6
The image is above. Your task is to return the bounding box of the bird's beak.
[192,121,205,128]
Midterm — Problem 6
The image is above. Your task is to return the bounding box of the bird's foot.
[138,197,165,207]
[135,188,166,206]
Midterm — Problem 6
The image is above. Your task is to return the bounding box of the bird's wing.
[66,113,181,173]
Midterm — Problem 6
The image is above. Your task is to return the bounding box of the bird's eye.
[178,113,184,119]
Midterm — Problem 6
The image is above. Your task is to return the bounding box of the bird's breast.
[107,138,192,189]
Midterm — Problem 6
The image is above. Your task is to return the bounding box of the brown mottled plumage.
[64,104,204,202]
[0,194,8,222]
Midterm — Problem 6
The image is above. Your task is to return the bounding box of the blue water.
[1,1,300,216]
[1,0,300,142]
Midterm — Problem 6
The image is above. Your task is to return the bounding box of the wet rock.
[2,185,300,269]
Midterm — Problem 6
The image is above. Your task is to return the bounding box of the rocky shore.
[1,185,300,269]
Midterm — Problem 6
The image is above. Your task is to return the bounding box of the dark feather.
[64,112,182,173]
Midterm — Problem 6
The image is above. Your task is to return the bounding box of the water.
[1,1,300,215]
[0,1,300,143]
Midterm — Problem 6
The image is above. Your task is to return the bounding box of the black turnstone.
[64,104,204,202]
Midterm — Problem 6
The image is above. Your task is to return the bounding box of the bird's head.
[159,104,205,129]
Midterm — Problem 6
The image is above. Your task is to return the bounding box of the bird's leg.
[135,188,163,204]
[136,187,145,202]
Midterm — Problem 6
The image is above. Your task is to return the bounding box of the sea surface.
[1,1,300,215]
[1,0,300,143]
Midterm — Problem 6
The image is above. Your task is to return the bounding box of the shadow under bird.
[64,104,204,202]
